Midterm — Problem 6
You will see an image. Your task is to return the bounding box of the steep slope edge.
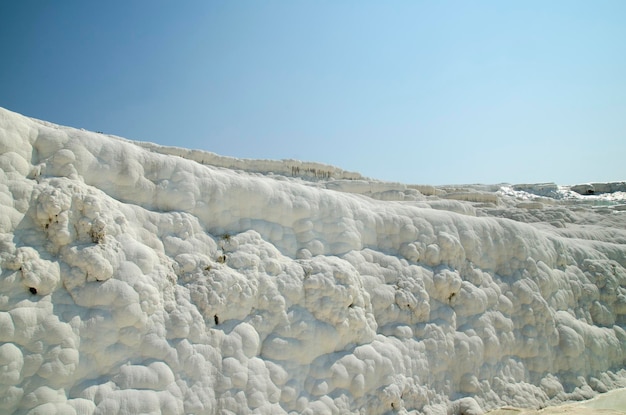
[1,107,625,414]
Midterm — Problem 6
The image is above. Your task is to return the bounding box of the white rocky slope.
[0,106,625,415]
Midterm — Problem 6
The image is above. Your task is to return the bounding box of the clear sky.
[1,1,625,185]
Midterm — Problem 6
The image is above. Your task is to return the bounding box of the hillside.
[0,107,625,414]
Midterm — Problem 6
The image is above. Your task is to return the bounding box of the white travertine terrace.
[1,107,625,414]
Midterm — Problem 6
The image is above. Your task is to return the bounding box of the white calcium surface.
[0,107,625,414]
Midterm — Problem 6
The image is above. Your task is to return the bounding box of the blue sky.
[1,1,625,185]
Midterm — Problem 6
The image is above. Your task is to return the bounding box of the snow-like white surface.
[1,106,625,414]
[486,387,626,414]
